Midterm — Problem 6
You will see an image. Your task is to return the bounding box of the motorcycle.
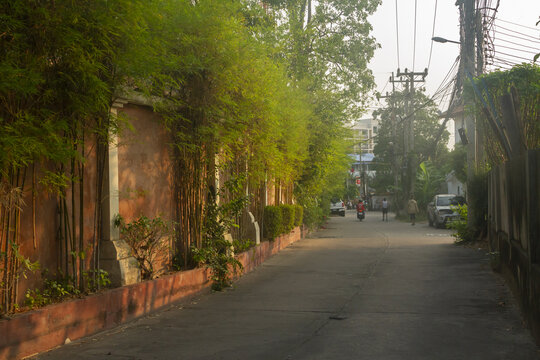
[357,209,365,221]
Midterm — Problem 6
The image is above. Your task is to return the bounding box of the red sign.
[356,179,361,185]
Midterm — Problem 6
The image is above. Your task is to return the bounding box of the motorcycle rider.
[356,199,366,220]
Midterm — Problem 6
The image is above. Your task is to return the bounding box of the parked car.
[427,194,466,228]
[330,198,346,217]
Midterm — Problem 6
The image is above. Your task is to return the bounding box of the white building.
[347,118,379,199]
[349,118,379,154]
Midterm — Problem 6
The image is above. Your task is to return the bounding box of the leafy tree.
[372,89,449,212]
[263,0,380,223]
[415,161,445,212]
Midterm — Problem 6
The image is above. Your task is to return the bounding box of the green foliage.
[280,204,296,234]
[23,269,108,310]
[373,88,450,211]
[467,171,488,236]
[415,161,445,212]
[467,64,540,166]
[192,177,247,291]
[0,0,149,177]
[232,238,254,253]
[302,199,325,230]
[263,206,282,240]
[83,269,111,292]
[114,214,173,280]
[293,205,304,227]
[2,0,379,304]
[447,204,475,243]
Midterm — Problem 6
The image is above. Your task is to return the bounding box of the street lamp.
[431,36,461,45]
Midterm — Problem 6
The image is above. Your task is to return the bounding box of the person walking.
[407,195,419,225]
[382,198,389,221]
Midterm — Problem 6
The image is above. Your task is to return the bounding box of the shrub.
[263,206,282,240]
[114,214,172,280]
[280,204,295,234]
[303,202,323,229]
[294,204,303,227]
[448,204,475,243]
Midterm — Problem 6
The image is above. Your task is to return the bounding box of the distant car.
[427,194,466,228]
[330,198,346,217]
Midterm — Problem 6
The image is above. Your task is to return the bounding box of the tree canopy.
[372,88,450,212]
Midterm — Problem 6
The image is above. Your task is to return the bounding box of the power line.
[395,0,401,70]
[495,50,534,62]
[427,0,438,71]
[492,57,521,68]
[494,43,538,55]
[492,56,522,66]
[496,17,540,31]
[495,37,540,51]
[493,29,540,44]
[495,24,540,41]
[412,0,418,71]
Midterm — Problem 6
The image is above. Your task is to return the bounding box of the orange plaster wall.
[116,104,175,274]
[15,137,99,304]
[117,104,174,223]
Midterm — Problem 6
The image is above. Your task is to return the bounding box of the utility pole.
[393,68,428,199]
[378,86,399,212]
[460,0,477,226]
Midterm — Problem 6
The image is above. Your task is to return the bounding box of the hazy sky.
[367,1,540,113]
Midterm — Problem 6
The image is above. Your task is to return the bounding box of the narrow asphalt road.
[37,211,539,359]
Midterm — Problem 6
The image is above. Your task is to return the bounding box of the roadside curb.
[0,227,304,360]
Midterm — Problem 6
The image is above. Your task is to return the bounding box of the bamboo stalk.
[63,197,70,277]
[71,154,76,284]
[32,164,36,249]
[79,130,85,290]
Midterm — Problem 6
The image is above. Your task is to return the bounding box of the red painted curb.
[0,227,303,360]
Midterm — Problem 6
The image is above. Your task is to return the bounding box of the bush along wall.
[262,204,302,240]
[263,206,282,240]
[280,204,295,234]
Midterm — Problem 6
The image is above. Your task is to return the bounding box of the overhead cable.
[496,17,540,31]
[427,0,439,71]
[412,0,418,71]
[495,37,540,51]
[495,24,540,40]
[395,0,401,70]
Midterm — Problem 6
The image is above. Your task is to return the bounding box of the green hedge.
[263,206,282,240]
[263,204,302,240]
[293,205,303,227]
[280,204,295,234]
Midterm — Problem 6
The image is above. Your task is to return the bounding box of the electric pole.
[459,0,477,227]
[377,82,399,213]
[392,68,428,200]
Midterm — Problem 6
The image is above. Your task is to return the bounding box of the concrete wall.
[488,149,540,343]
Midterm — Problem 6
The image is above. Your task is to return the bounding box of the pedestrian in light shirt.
[407,195,419,226]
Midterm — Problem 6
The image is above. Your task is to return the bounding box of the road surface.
[37,211,539,359]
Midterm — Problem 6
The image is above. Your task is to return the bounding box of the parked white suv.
[427,194,466,228]
[330,198,346,217]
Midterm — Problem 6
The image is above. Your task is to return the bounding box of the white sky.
[368,0,540,113]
